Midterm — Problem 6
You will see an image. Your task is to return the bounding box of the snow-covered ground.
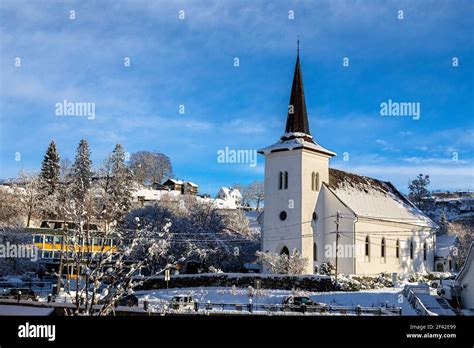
[134,286,417,315]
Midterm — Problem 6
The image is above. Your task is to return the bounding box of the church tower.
[258,45,336,274]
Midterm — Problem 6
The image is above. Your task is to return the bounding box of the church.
[258,49,438,275]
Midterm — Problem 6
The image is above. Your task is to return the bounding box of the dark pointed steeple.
[281,40,313,142]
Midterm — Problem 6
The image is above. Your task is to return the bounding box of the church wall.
[262,150,303,260]
[353,218,435,275]
[317,185,356,274]
[300,149,331,273]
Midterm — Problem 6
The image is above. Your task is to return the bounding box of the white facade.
[216,187,242,205]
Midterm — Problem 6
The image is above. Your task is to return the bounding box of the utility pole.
[334,210,341,281]
[56,225,66,295]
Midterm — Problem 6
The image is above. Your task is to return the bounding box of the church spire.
[282,40,313,142]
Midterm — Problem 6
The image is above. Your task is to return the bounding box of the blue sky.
[0,0,473,195]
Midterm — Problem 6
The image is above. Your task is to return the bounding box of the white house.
[435,234,459,272]
[216,187,242,206]
[456,243,474,311]
[258,49,437,275]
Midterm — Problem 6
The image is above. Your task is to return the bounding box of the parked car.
[118,294,139,307]
[0,288,38,301]
[171,295,195,310]
[282,296,327,312]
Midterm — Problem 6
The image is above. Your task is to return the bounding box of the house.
[216,187,242,206]
[435,234,459,272]
[455,243,474,311]
[258,48,437,275]
[157,179,199,195]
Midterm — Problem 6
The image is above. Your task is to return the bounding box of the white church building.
[258,50,438,275]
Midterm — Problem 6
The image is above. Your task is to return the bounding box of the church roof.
[257,137,336,157]
[327,168,437,228]
[281,53,312,142]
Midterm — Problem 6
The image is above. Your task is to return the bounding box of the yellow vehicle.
[27,220,118,262]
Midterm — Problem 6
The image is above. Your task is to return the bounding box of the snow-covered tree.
[124,198,260,273]
[438,211,450,235]
[17,171,42,227]
[256,249,308,274]
[97,144,134,231]
[0,187,23,225]
[408,174,430,209]
[449,222,473,269]
[71,139,92,204]
[39,140,61,196]
[128,151,173,185]
[0,224,43,276]
[59,216,174,316]
[247,181,264,211]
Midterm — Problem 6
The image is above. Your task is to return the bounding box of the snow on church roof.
[327,168,437,228]
[258,137,336,157]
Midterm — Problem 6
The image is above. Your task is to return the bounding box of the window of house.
[381,238,386,258]
[313,243,317,261]
[281,246,289,256]
[279,172,283,190]
[365,236,370,257]
[423,242,427,261]
[284,171,288,189]
[396,239,400,259]
[410,240,414,260]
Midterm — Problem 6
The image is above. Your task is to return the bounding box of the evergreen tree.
[39,140,61,195]
[438,211,450,235]
[107,144,133,224]
[71,139,93,203]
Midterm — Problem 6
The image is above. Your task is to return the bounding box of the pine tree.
[39,140,61,195]
[107,144,133,224]
[71,139,93,203]
[438,211,450,235]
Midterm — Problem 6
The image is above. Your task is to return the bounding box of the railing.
[0,281,53,293]
[192,301,402,316]
[403,286,435,316]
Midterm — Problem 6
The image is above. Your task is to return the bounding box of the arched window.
[311,172,320,191]
[423,242,427,261]
[396,239,400,259]
[410,240,414,260]
[281,246,289,256]
[284,171,288,189]
[278,172,283,190]
[381,238,386,258]
[365,236,370,257]
[313,243,317,261]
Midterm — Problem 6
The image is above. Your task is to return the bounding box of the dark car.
[0,288,38,301]
[282,296,327,312]
[118,294,139,307]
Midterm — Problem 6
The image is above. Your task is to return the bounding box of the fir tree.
[71,139,93,203]
[438,210,450,235]
[39,140,61,195]
[107,144,133,224]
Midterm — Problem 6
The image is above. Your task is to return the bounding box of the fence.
[0,281,53,294]
[193,301,402,316]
